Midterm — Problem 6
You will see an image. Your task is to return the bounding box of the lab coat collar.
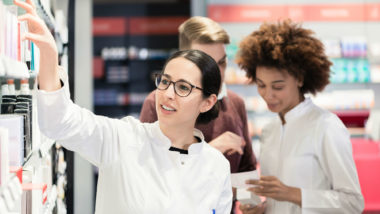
[283,97,313,123]
[217,83,227,100]
[150,121,205,155]
[188,129,205,155]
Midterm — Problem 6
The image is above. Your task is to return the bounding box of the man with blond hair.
[140,16,257,212]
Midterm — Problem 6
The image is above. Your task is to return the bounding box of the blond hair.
[178,16,230,50]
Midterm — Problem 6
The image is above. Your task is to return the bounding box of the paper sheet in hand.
[231,170,259,189]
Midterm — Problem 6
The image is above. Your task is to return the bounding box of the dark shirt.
[139,89,257,173]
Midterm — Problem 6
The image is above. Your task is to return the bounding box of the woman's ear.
[200,94,217,113]
[297,77,304,88]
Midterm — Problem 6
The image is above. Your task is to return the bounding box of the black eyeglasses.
[155,73,204,97]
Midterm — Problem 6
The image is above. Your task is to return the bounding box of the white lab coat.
[260,98,364,214]
[37,85,232,214]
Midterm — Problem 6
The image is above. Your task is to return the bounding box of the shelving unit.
[0,82,60,214]
[0,0,71,213]
[22,135,55,170]
[0,56,30,79]
[92,2,190,118]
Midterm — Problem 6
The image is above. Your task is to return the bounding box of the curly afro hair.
[236,19,332,95]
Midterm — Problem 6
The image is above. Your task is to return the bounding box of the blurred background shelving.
[92,2,190,118]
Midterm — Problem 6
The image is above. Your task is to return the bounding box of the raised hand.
[14,0,56,53]
[14,0,61,91]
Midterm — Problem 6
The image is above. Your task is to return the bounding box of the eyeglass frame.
[154,73,204,97]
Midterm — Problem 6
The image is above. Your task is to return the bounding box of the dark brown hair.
[163,50,221,124]
[236,19,332,95]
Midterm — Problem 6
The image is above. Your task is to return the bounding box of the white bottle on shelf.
[1,84,9,96]
[20,79,30,95]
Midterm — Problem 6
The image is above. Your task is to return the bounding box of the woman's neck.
[279,94,305,125]
[159,123,197,150]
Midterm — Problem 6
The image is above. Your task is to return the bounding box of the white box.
[0,127,9,186]
[0,114,24,166]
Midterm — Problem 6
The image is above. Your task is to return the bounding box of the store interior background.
[2,0,380,213]
[82,0,380,213]
[70,0,380,213]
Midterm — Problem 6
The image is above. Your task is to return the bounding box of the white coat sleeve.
[37,84,130,167]
[216,166,233,214]
[301,115,364,214]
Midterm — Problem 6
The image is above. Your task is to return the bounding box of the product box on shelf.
[0,114,24,166]
[0,127,9,186]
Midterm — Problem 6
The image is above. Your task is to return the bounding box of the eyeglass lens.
[155,74,193,97]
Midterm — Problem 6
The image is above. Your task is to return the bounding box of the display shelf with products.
[229,74,376,131]
[92,2,190,119]
[0,1,70,213]
[209,1,380,129]
[0,78,64,214]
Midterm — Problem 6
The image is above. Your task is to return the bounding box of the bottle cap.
[7,79,16,95]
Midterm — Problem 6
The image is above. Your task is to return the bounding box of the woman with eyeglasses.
[14,0,232,213]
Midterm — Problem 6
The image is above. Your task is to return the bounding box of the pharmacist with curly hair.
[236,20,364,214]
